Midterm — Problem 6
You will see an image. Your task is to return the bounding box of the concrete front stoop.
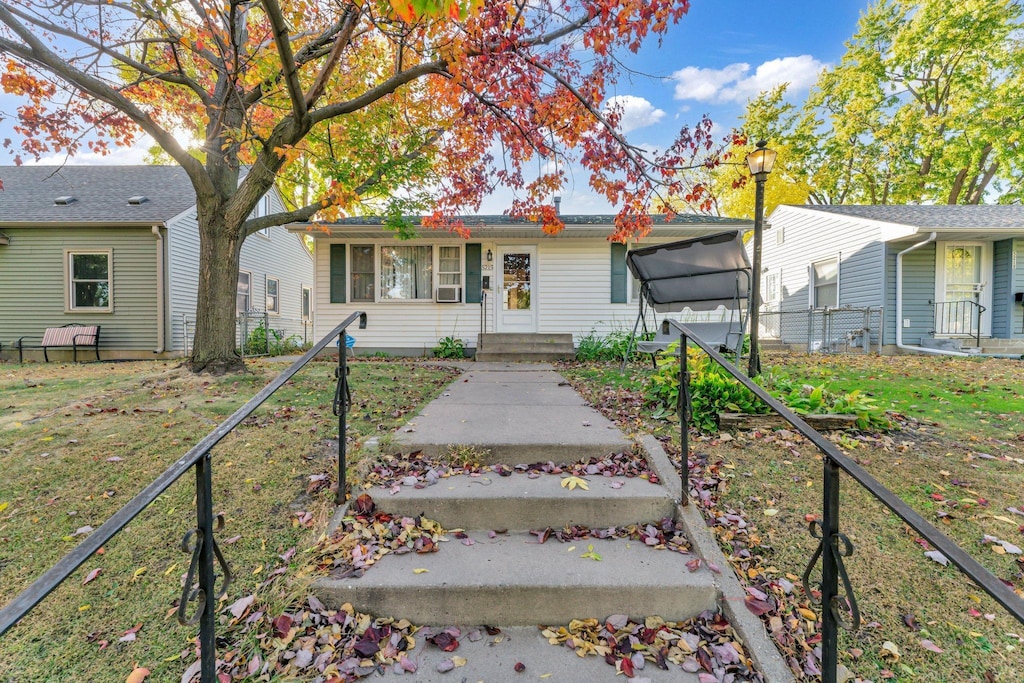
[313,364,793,683]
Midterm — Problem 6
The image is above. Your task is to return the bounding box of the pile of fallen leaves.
[527,516,692,555]
[309,494,447,578]
[540,611,765,681]
[360,448,659,493]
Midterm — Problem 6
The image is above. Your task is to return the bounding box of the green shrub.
[647,344,764,430]
[575,328,642,362]
[645,348,889,433]
[432,335,465,359]
[242,322,306,356]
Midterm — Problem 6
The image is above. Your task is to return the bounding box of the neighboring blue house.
[0,166,315,360]
[759,205,1024,355]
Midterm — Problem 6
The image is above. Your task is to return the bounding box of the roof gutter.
[152,226,166,354]
[895,232,972,357]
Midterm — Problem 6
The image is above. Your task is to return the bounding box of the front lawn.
[561,352,1024,683]
[0,358,457,682]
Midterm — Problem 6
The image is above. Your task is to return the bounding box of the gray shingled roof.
[799,204,1024,229]
[0,165,197,224]
[325,214,748,226]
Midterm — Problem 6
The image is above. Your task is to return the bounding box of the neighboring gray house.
[0,166,314,360]
[292,214,752,356]
[759,205,1024,355]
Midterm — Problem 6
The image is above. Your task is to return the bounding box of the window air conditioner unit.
[436,286,462,303]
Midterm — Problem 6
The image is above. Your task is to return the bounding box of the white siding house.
[759,205,1024,355]
[292,215,752,355]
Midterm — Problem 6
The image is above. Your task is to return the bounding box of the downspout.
[152,226,166,354]
[896,232,971,357]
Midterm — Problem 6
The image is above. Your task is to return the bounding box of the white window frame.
[266,276,280,314]
[350,244,376,303]
[437,245,462,288]
[349,242,463,303]
[763,269,781,304]
[249,195,272,237]
[237,270,252,313]
[301,285,312,321]
[810,257,839,309]
[66,249,113,312]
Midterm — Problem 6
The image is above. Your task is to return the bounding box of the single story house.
[758,205,1024,355]
[0,165,315,360]
[289,214,752,356]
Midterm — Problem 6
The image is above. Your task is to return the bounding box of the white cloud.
[671,55,827,104]
[604,95,666,133]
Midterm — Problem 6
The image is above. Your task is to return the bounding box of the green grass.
[0,358,457,682]
[561,352,1024,683]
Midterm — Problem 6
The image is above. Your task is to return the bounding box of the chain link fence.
[758,307,883,355]
[182,312,314,358]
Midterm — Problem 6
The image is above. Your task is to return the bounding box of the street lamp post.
[746,140,776,377]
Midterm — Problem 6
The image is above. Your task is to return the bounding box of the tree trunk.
[188,195,246,374]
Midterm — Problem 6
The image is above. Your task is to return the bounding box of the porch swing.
[621,231,754,371]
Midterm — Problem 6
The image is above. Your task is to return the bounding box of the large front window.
[380,245,433,300]
[68,251,111,310]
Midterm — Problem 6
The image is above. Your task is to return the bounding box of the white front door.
[935,242,991,337]
[496,246,537,333]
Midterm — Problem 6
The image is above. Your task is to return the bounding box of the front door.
[935,242,991,337]
[496,246,537,333]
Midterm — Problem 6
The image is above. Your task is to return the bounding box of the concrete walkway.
[321,361,792,683]
[394,361,633,462]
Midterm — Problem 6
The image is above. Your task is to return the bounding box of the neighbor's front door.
[496,246,537,333]
[935,242,991,337]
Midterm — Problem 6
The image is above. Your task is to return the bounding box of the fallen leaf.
[125,667,150,683]
[413,568,429,574]
[920,639,944,653]
[560,476,590,491]
[924,550,949,566]
[82,568,102,585]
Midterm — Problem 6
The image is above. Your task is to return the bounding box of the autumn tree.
[0,0,721,373]
[737,0,1024,208]
[710,88,812,219]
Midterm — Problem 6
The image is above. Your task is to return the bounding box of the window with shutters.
[351,245,374,302]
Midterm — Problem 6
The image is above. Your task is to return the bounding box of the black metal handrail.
[932,299,985,347]
[0,311,367,682]
[666,319,1024,683]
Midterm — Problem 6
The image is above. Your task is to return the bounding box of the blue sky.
[1,0,869,214]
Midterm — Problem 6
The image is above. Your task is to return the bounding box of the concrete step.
[474,350,573,362]
[362,472,675,531]
[349,626,703,682]
[479,333,574,346]
[314,530,719,625]
[476,333,576,362]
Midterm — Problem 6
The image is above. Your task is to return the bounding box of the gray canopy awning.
[626,231,753,312]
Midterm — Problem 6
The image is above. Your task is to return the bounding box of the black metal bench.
[17,324,101,362]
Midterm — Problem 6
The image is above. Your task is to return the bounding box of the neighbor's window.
[811,258,838,308]
[249,195,272,236]
[438,245,462,287]
[351,245,375,302]
[237,270,252,312]
[301,286,312,320]
[68,251,111,311]
[380,245,432,300]
[764,270,781,303]
[266,277,280,313]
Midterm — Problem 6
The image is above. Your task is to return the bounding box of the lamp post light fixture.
[745,140,776,377]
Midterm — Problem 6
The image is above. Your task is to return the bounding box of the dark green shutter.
[610,243,627,303]
[465,243,482,304]
[329,244,347,303]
